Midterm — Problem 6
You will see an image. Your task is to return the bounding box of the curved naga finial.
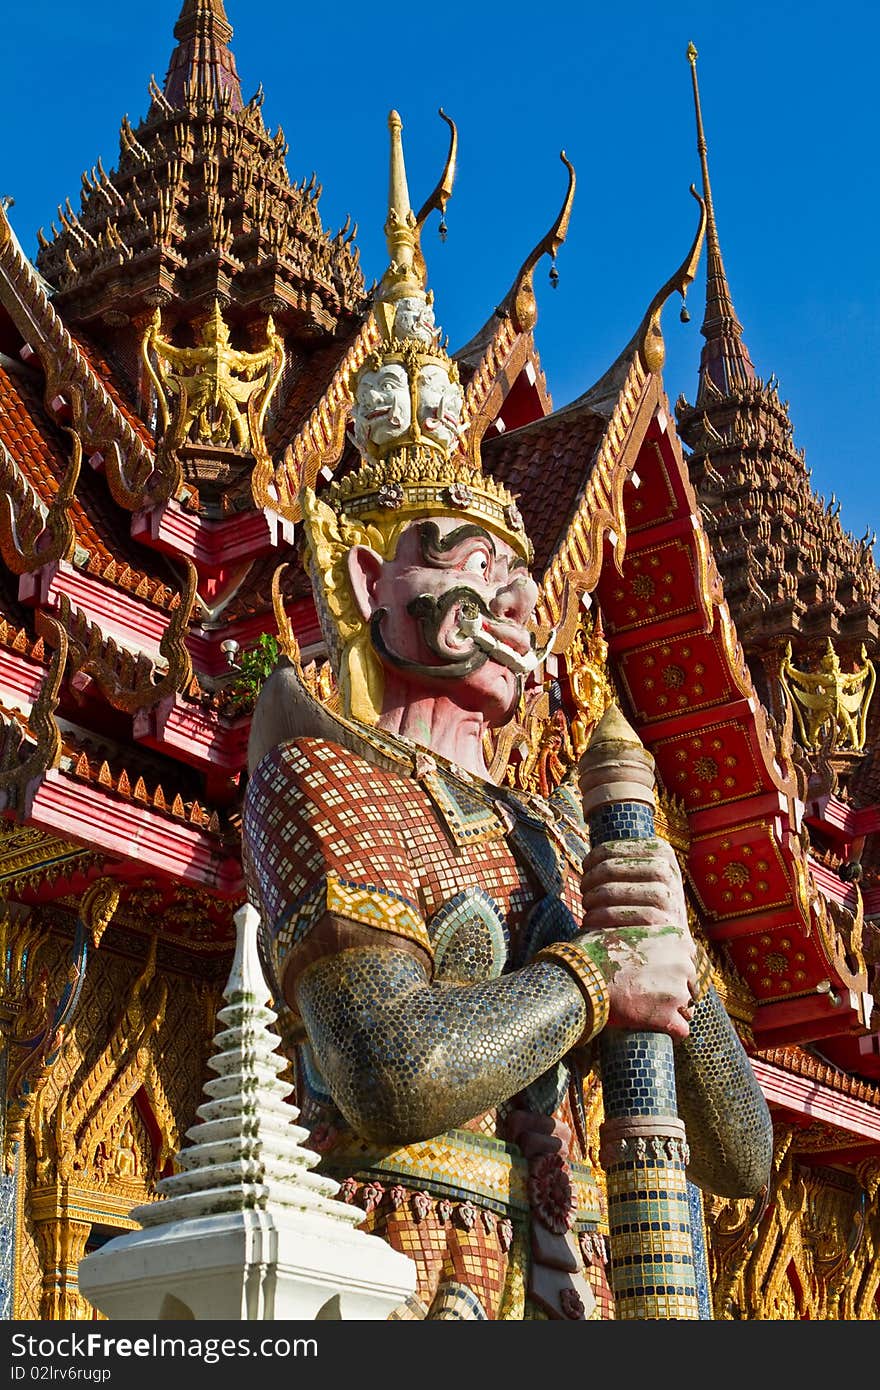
[500,151,576,332]
[415,108,458,234]
[636,184,707,374]
[411,109,457,290]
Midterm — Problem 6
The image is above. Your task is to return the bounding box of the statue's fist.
[580,836,697,1040]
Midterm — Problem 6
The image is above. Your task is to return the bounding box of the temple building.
[0,2,877,1320]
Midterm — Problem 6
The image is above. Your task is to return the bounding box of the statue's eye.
[461,550,490,575]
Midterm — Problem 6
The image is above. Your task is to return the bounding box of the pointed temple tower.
[1,6,879,1321]
[676,43,880,1084]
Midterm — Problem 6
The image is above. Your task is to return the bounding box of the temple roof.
[34,0,365,338]
[676,48,880,664]
[164,0,244,111]
[483,384,610,575]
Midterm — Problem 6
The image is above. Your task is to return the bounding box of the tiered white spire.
[78,905,414,1321]
[132,904,361,1232]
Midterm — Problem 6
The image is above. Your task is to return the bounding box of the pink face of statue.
[347,514,540,725]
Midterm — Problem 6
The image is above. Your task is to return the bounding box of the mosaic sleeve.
[294,943,599,1145]
[674,948,774,1197]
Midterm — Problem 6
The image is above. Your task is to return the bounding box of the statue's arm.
[674,948,774,1198]
[243,739,608,1146]
[578,826,772,1199]
[293,931,603,1145]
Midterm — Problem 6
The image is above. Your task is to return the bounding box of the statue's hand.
[579,836,697,1040]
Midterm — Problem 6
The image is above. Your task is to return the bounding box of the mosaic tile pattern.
[430,888,509,982]
[589,800,656,843]
[687,1180,713,1320]
[589,798,700,1320]
[600,1031,680,1121]
[340,1178,508,1318]
[242,733,610,1318]
[324,1130,603,1220]
[674,984,775,1200]
[243,737,581,991]
[604,1156,698,1318]
[296,947,587,1143]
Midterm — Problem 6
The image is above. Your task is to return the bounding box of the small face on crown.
[393,295,436,345]
[417,363,464,450]
[352,362,412,451]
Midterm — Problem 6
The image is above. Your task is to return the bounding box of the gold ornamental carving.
[142,300,284,457]
[779,639,876,752]
[482,612,613,795]
[80,878,122,948]
[0,619,67,815]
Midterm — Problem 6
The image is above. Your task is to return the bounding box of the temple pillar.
[0,1048,17,1320]
[30,1188,93,1320]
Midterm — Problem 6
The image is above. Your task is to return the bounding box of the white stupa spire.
[78,904,415,1320]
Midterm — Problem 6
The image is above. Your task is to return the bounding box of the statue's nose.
[490,574,538,623]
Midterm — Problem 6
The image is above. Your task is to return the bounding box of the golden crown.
[314,110,532,565]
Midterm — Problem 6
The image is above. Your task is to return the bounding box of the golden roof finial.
[380,110,426,307]
[685,41,756,394]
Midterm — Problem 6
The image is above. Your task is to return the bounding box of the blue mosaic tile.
[688,1180,712,1319]
[588,801,655,843]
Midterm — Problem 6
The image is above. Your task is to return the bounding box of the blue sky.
[4,1,878,543]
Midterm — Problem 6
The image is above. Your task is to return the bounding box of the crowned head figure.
[301,113,543,776]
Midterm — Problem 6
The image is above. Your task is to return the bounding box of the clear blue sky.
[4,1,878,543]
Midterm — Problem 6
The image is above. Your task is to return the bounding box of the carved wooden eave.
[6,562,318,781]
[753,1051,880,1166]
[11,562,188,709]
[22,766,240,896]
[0,435,76,578]
[484,307,873,1052]
[0,207,164,508]
[0,364,168,599]
[132,694,249,779]
[30,565,195,718]
[130,496,275,569]
[0,619,49,709]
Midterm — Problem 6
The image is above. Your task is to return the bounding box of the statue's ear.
[347,545,385,622]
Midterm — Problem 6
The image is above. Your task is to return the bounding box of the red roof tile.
[483,401,608,576]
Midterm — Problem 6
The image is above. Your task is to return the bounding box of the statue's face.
[417,364,464,450]
[352,363,411,450]
[348,514,540,725]
[393,296,436,344]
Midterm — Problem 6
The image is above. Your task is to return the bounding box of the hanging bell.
[549,258,559,289]
[439,214,448,243]
[680,298,690,323]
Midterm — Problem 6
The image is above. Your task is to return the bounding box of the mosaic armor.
[244,727,769,1320]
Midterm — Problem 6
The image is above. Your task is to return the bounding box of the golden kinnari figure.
[779,639,876,751]
[142,299,284,454]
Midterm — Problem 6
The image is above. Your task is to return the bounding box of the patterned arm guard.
[295,943,605,1145]
[674,945,773,1198]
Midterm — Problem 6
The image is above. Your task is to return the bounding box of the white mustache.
[456,612,556,676]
